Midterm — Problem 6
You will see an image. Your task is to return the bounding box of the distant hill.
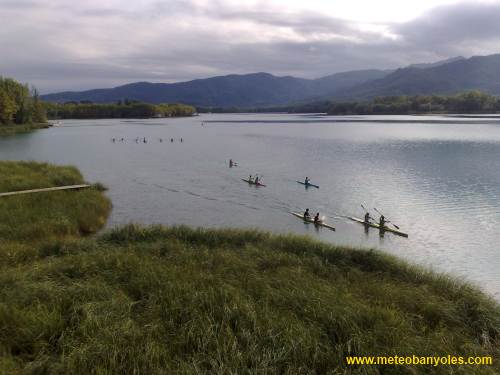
[407,56,465,69]
[331,54,500,100]
[41,70,390,107]
[41,54,500,108]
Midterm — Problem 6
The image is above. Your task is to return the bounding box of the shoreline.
[0,122,52,137]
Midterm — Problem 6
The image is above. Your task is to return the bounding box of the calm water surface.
[1,114,499,299]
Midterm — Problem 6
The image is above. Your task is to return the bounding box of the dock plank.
[0,184,91,197]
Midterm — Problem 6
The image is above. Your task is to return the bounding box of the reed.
[1,224,498,374]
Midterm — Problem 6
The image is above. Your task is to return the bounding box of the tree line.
[45,100,196,119]
[0,77,46,125]
[200,91,500,115]
[287,91,500,115]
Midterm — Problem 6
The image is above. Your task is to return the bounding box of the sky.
[1,0,500,93]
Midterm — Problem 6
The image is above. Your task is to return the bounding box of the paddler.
[303,208,310,219]
[364,212,372,223]
[254,175,260,184]
[248,174,253,183]
[314,212,320,223]
[229,159,233,168]
[379,215,386,228]
[305,177,310,185]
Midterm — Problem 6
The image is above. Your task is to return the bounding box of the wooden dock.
[0,184,91,198]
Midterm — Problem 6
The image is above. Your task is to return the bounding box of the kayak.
[242,178,266,187]
[297,181,319,189]
[348,216,408,237]
[291,212,335,231]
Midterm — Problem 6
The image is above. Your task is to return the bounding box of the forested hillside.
[332,54,500,100]
[285,92,500,115]
[41,70,390,107]
[41,54,500,109]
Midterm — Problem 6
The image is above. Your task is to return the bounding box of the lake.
[1,113,499,299]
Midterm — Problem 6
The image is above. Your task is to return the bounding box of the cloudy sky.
[1,0,500,93]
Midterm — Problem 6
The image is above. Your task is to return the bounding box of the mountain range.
[41,54,500,108]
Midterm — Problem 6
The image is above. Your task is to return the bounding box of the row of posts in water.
[111,137,183,143]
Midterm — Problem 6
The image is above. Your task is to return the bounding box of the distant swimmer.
[112,138,116,143]
[303,208,310,219]
[171,138,174,142]
[120,138,124,142]
[159,138,163,143]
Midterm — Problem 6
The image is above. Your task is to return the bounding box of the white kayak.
[348,216,408,237]
[291,212,335,231]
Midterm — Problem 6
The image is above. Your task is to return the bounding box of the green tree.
[0,77,47,125]
[0,89,18,124]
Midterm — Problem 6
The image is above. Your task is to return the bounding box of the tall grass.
[1,225,498,374]
[0,161,111,245]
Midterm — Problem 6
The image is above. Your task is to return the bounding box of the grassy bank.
[0,161,111,250]
[1,224,498,374]
[0,123,50,136]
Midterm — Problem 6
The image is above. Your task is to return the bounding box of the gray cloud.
[1,0,500,93]
[395,2,500,55]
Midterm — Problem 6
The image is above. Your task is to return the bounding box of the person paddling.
[248,174,253,183]
[314,212,320,224]
[254,175,260,184]
[305,177,310,185]
[303,208,311,219]
[229,159,233,168]
[379,215,386,228]
[364,212,372,224]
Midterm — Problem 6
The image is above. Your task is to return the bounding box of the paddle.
[373,207,400,230]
